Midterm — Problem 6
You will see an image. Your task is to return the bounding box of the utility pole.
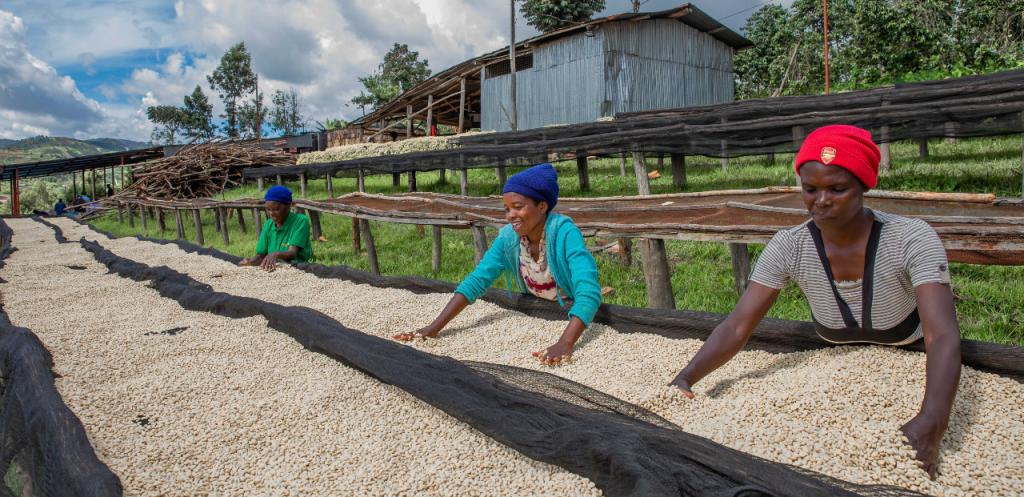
[254,74,263,138]
[509,0,518,131]
[632,1,641,13]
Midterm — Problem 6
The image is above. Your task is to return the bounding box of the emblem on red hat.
[820,146,837,164]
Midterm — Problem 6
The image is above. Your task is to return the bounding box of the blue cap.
[502,163,559,213]
[264,185,293,204]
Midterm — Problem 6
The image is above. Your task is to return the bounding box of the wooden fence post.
[276,174,283,186]
[392,173,401,187]
[576,152,590,192]
[766,151,775,165]
[192,209,204,245]
[175,209,185,240]
[235,208,246,233]
[471,225,488,265]
[309,210,323,241]
[431,225,442,273]
[252,208,262,239]
[359,219,379,275]
[326,173,334,198]
[438,167,447,185]
[117,203,124,223]
[408,170,417,192]
[729,243,751,296]
[918,138,929,158]
[945,121,958,144]
[459,155,469,196]
[619,152,627,176]
[496,164,507,188]
[157,208,167,232]
[617,238,632,266]
[214,206,222,231]
[140,204,148,231]
[300,172,307,197]
[640,239,675,309]
[632,150,651,196]
[357,168,366,192]
[351,217,361,253]
[671,153,686,189]
[258,176,264,192]
[127,203,136,227]
[217,207,229,245]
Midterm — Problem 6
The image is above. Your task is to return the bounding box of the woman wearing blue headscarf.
[392,163,602,366]
[239,185,313,271]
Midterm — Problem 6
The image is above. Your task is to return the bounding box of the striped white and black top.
[750,210,951,345]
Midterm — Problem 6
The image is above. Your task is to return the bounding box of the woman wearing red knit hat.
[669,124,961,477]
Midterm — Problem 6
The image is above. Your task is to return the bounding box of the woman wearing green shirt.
[239,185,313,271]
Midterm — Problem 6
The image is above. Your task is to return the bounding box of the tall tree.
[146,105,187,145]
[238,83,267,139]
[733,5,799,99]
[271,88,305,136]
[181,85,215,141]
[520,0,604,32]
[352,43,431,111]
[207,42,257,138]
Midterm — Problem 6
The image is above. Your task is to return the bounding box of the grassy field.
[92,136,1024,345]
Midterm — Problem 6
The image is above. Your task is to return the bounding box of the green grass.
[92,136,1024,346]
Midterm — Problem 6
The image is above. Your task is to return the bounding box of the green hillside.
[0,136,148,166]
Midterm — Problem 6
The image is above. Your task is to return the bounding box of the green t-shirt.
[255,211,312,262]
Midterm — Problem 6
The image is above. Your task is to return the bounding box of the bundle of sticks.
[107,142,295,201]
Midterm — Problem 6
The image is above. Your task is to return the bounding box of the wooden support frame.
[357,168,365,192]
[431,225,442,273]
[729,243,751,296]
[126,204,134,227]
[157,208,167,232]
[236,207,247,233]
[459,155,469,196]
[671,153,686,189]
[457,77,467,134]
[471,225,488,265]
[619,152,627,177]
[359,219,380,275]
[140,204,148,231]
[174,209,185,240]
[252,208,262,239]
[720,117,729,171]
[309,210,323,241]
[496,164,507,187]
[632,150,651,196]
[640,239,675,309]
[351,217,361,253]
[408,170,417,192]
[617,237,632,266]
[192,209,205,245]
[918,138,929,158]
[576,152,590,192]
[116,204,124,223]
[218,207,230,245]
[300,172,307,197]
[326,172,335,198]
[258,177,265,192]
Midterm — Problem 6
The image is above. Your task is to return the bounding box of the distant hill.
[0,139,16,148]
[0,136,151,166]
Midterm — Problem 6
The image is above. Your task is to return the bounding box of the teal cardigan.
[454,213,602,326]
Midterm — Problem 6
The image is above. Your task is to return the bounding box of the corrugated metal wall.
[481,19,735,132]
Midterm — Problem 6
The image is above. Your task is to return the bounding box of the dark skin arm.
[392,293,470,340]
[901,282,961,478]
[531,316,586,366]
[238,246,301,272]
[669,283,780,396]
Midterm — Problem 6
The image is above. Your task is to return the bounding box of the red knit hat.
[794,124,881,188]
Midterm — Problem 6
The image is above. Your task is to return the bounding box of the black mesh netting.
[74,235,925,497]
[0,219,122,497]
[243,70,1024,177]
[70,219,1024,382]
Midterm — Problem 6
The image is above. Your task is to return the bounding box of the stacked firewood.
[108,142,295,200]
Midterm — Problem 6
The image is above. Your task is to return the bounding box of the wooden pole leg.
[251,208,262,239]
[671,153,686,189]
[632,151,651,196]
[309,210,323,241]
[117,204,124,223]
[729,243,751,296]
[351,217,362,253]
[192,209,205,245]
[640,238,675,309]
[218,207,230,245]
[576,152,590,192]
[617,237,633,266]
[459,169,469,196]
[157,208,167,232]
[431,225,442,273]
[126,204,135,228]
[236,208,246,233]
[175,209,185,240]
[359,219,379,275]
[140,204,148,232]
[471,225,488,265]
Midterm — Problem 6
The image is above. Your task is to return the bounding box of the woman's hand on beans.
[900,413,944,478]
[668,374,695,399]
[392,325,440,342]
[532,341,573,366]
[259,253,279,272]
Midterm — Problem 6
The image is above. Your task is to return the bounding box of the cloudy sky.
[0,0,791,142]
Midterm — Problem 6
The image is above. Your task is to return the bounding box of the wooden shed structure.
[345,3,751,141]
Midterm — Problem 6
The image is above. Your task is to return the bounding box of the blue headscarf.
[264,185,293,204]
[502,163,559,213]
